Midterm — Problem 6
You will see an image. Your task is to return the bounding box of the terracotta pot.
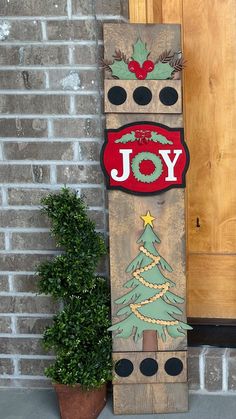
[54,383,107,419]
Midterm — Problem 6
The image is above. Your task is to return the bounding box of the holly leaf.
[109,60,136,79]
[146,62,173,80]
[151,132,173,145]
[132,38,150,65]
[115,131,136,143]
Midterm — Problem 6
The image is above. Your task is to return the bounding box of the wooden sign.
[102,23,191,415]
[101,121,189,194]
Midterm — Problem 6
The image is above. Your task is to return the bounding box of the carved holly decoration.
[102,39,185,80]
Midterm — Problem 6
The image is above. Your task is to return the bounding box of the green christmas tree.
[109,211,192,342]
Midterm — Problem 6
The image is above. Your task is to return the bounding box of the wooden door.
[129,0,236,320]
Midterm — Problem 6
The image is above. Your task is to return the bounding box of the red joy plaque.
[101,122,189,195]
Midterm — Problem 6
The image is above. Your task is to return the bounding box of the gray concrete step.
[0,389,235,419]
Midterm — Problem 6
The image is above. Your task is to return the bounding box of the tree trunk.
[143,330,158,351]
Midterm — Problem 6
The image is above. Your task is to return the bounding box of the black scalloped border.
[100,121,190,196]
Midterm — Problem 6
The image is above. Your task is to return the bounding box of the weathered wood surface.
[104,24,187,352]
[104,80,182,114]
[103,23,181,78]
[113,382,188,414]
[104,20,189,414]
[106,113,187,352]
[113,351,187,384]
[188,254,236,318]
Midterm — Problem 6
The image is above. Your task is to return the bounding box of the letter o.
[131,152,163,183]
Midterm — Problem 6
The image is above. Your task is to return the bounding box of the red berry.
[136,68,147,80]
[142,60,154,72]
[128,60,140,73]
[145,131,152,139]
[135,130,142,139]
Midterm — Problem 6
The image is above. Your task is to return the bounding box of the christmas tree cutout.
[109,211,192,342]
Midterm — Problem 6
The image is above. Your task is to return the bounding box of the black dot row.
[115,357,184,378]
[108,86,179,107]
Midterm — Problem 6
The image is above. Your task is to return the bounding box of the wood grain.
[113,351,187,384]
[104,80,182,114]
[147,0,163,23]
[113,382,188,414]
[188,254,236,318]
[103,23,181,78]
[104,19,188,414]
[129,0,147,23]
[107,113,187,353]
[162,0,182,24]
[180,0,236,318]
[183,0,236,254]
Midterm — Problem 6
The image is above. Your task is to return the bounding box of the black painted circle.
[159,87,178,106]
[107,86,127,106]
[133,86,152,106]
[115,359,134,377]
[164,357,183,376]
[140,358,158,377]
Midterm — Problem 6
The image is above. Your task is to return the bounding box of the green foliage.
[132,38,150,65]
[146,62,174,80]
[36,187,112,389]
[109,60,136,79]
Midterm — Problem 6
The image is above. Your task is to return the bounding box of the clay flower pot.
[54,383,107,419]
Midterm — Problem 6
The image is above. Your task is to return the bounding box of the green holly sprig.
[115,130,173,145]
[102,38,184,80]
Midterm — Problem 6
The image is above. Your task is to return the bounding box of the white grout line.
[13,357,19,375]
[69,95,76,114]
[8,274,14,292]
[0,292,45,296]
[4,232,11,251]
[0,89,100,95]
[0,142,3,160]
[0,313,54,318]
[67,0,72,20]
[44,71,50,89]
[0,375,51,380]
[0,228,50,233]
[41,21,47,41]
[0,272,35,275]
[0,354,55,359]
[68,45,74,65]
[199,347,207,391]
[1,188,8,205]
[222,348,229,392]
[0,183,103,189]
[0,15,125,21]
[50,164,57,184]
[1,137,102,142]
[0,160,100,165]
[0,65,97,70]
[0,333,43,338]
[1,40,104,45]
[11,316,17,334]
[0,114,102,119]
[47,119,53,138]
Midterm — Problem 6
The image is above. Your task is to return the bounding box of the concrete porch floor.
[0,390,235,419]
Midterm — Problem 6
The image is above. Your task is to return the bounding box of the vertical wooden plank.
[162,0,183,23]
[146,0,162,23]
[182,0,236,318]
[103,21,189,413]
[129,0,147,23]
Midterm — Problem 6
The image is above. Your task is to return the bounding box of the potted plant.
[36,187,112,419]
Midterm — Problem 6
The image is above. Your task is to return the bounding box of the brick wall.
[0,0,128,388]
[189,347,236,394]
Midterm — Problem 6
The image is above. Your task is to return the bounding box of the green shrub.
[36,187,112,389]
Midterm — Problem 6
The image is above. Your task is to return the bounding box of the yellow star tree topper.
[109,210,192,342]
[141,210,155,227]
